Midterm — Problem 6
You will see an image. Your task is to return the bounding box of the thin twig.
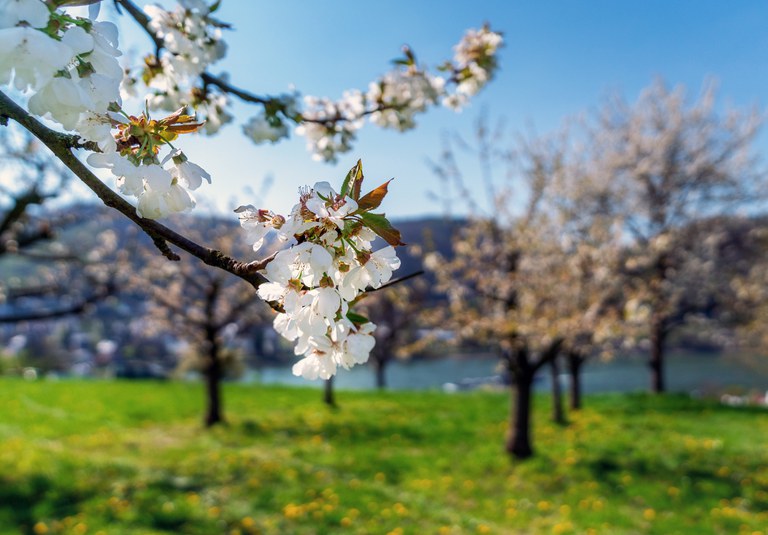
[368,270,424,293]
[0,278,116,323]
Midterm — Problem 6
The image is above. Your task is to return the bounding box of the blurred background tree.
[356,277,430,390]
[0,126,116,323]
[581,79,764,393]
[138,221,272,426]
[424,78,767,460]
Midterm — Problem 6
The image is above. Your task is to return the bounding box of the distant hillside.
[4,202,459,281]
[391,216,459,275]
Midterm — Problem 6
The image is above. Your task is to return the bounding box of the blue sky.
[117,1,768,219]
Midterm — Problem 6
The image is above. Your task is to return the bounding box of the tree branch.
[0,89,268,290]
[116,0,275,106]
[0,186,50,236]
[0,278,115,324]
[113,0,447,128]
[113,0,164,52]
[531,338,564,373]
[11,248,82,263]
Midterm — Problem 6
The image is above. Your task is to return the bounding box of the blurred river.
[245,351,768,394]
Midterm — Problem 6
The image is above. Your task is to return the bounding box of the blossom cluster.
[241,92,298,146]
[0,0,213,219]
[129,2,502,162]
[443,25,504,109]
[86,103,213,218]
[88,144,210,218]
[123,0,233,134]
[295,26,503,161]
[0,0,122,151]
[236,163,402,380]
[293,92,366,162]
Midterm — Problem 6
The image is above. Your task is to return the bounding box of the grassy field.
[0,379,767,534]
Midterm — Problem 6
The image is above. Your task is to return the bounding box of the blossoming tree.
[425,124,570,459]
[546,138,631,411]
[354,277,431,389]
[427,203,570,459]
[426,118,630,459]
[0,0,502,380]
[138,221,272,426]
[581,80,763,392]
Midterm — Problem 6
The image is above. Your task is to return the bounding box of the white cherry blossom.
[28,76,93,130]
[365,246,402,287]
[242,112,289,144]
[75,110,120,152]
[292,351,337,381]
[164,183,196,212]
[0,26,74,92]
[165,150,211,190]
[0,0,50,29]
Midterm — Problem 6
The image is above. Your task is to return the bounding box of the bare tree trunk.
[505,348,535,460]
[203,280,224,427]
[374,357,386,390]
[550,355,565,425]
[323,377,336,407]
[204,337,224,427]
[650,314,666,393]
[649,253,668,394]
[506,369,534,459]
[567,350,584,410]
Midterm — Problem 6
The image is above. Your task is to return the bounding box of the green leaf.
[357,179,393,212]
[341,160,364,200]
[343,218,363,238]
[54,0,102,6]
[360,212,406,247]
[340,164,354,198]
[346,311,370,325]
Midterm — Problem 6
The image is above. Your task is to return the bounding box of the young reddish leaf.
[351,160,364,200]
[360,212,405,246]
[165,122,206,134]
[157,107,187,125]
[357,179,393,212]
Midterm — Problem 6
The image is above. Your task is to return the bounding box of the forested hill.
[11,201,767,290]
[7,202,460,279]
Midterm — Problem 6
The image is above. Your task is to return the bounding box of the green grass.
[0,379,767,535]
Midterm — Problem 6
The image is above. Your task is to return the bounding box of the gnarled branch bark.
[0,89,269,290]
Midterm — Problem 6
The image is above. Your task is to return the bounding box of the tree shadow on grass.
[605,392,768,416]
[0,473,95,534]
[0,472,216,535]
[584,453,754,504]
[238,415,428,443]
